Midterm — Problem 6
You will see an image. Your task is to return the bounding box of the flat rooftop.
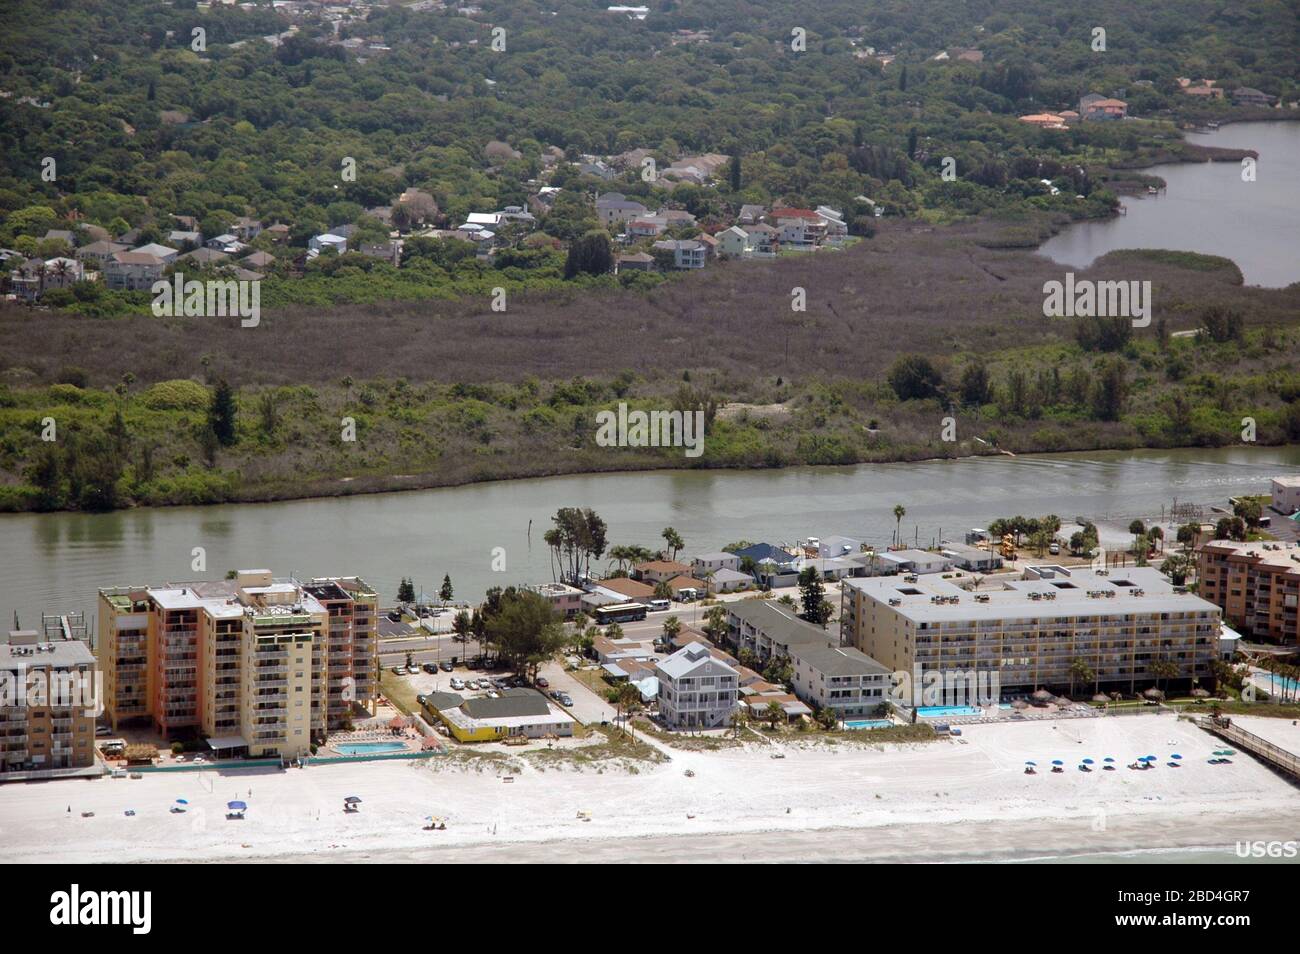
[845,566,1220,622]
[0,638,95,670]
[1201,540,1300,573]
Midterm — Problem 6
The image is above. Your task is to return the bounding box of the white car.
[450,677,465,690]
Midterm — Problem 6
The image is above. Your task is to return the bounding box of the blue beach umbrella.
[1051,760,1063,766]
[1025,761,1037,766]
[1082,758,1095,764]
[1170,754,1182,760]
[1103,757,1115,763]
[227,800,247,811]
[175,798,188,804]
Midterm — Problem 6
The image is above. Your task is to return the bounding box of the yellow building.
[840,565,1220,696]
[97,570,378,760]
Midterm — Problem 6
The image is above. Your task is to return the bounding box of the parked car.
[536,677,549,689]
[390,666,403,675]
[1048,542,1060,555]
[450,677,465,690]
[423,663,437,673]
[440,661,453,672]
[558,693,574,707]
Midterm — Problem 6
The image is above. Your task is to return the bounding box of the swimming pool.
[1260,673,1300,693]
[916,705,981,718]
[844,719,893,730]
[333,742,408,756]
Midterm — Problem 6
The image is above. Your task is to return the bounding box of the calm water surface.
[1038,121,1300,287]
[3,445,1299,634]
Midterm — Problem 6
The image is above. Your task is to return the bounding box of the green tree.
[397,577,415,603]
[893,503,906,546]
[563,229,614,279]
[208,379,237,447]
[887,354,943,401]
[661,526,684,561]
[439,574,454,603]
[797,565,832,627]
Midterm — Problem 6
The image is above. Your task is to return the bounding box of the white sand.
[2,713,1296,864]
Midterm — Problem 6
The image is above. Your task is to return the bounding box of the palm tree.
[1068,657,1095,699]
[893,504,906,547]
[662,526,685,562]
[731,706,748,738]
[764,700,784,731]
[543,528,561,582]
[615,683,641,735]
[661,615,682,643]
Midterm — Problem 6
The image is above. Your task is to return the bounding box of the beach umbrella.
[344,795,362,804]
[227,800,247,811]
[1031,690,1052,704]
[1092,694,1110,703]
[175,798,188,805]
[1082,758,1094,764]
[1103,757,1115,763]
[1222,749,1236,756]
[1170,754,1182,760]
[1145,754,1158,761]
[1051,760,1063,766]
[1024,761,1037,766]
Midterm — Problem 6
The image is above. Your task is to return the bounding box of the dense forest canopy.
[1,0,1296,247]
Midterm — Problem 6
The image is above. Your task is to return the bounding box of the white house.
[716,225,750,258]
[308,233,349,255]
[692,551,741,575]
[655,643,737,729]
[652,239,706,270]
[1270,476,1300,514]
[790,643,891,719]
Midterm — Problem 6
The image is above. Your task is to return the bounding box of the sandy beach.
[2,713,1297,864]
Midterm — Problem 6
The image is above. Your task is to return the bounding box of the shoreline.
[3,714,1298,866]
[4,438,1299,518]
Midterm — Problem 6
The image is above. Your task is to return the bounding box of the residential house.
[206,233,248,255]
[75,240,130,268]
[577,159,616,179]
[716,226,750,258]
[692,551,741,576]
[263,223,291,244]
[241,250,277,270]
[178,247,230,267]
[745,223,779,256]
[664,574,708,601]
[815,206,849,245]
[655,643,738,729]
[1080,95,1127,120]
[939,541,1004,572]
[657,208,697,229]
[526,582,584,619]
[876,548,954,575]
[615,251,655,273]
[738,204,766,226]
[1270,475,1300,514]
[105,251,165,291]
[628,217,667,239]
[810,536,864,559]
[633,560,693,585]
[232,217,263,241]
[1019,113,1067,129]
[308,233,349,255]
[131,243,179,265]
[593,576,655,602]
[358,240,402,265]
[651,239,706,269]
[707,568,753,594]
[427,688,575,743]
[1232,87,1275,106]
[596,192,650,227]
[769,208,825,249]
[167,230,203,249]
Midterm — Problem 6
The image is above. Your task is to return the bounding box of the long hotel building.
[840,565,1221,695]
[1196,540,1300,644]
[97,569,377,759]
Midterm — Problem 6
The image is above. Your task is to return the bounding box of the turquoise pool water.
[333,742,408,756]
[1261,673,1300,693]
[916,705,981,717]
[844,719,893,730]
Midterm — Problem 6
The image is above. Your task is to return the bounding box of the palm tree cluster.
[542,507,607,583]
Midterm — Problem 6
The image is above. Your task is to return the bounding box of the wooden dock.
[1195,716,1300,782]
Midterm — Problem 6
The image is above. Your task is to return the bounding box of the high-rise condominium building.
[1196,540,1300,644]
[97,569,377,759]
